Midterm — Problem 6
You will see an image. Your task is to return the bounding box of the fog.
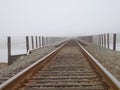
[0,0,120,37]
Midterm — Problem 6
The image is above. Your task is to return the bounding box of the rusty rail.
[76,40,120,90]
[0,40,68,90]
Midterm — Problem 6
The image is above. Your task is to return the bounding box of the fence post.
[42,36,44,47]
[104,34,106,48]
[107,33,109,49]
[36,36,38,48]
[46,37,49,46]
[39,36,41,48]
[113,33,116,51]
[26,36,29,53]
[102,34,103,47]
[46,37,47,46]
[99,34,101,46]
[8,36,11,65]
[31,36,34,49]
[44,37,46,46]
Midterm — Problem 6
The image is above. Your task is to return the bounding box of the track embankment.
[1,40,120,90]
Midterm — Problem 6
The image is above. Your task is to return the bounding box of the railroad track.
[0,40,120,90]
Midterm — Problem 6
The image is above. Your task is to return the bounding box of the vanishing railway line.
[0,40,120,90]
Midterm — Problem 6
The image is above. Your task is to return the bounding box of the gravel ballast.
[79,40,120,81]
[0,39,120,83]
[0,45,57,78]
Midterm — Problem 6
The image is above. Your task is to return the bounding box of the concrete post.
[113,33,116,51]
[36,36,38,48]
[107,33,109,49]
[26,36,29,53]
[8,36,11,65]
[39,36,41,48]
[31,36,34,49]
[104,34,106,48]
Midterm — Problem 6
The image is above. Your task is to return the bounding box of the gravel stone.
[80,40,120,81]
[0,45,56,78]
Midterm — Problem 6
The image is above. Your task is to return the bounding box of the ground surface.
[80,40,120,81]
[0,44,58,78]
[0,63,8,70]
[0,40,120,82]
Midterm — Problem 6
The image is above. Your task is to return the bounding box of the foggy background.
[0,0,120,37]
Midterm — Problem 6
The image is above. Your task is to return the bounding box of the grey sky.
[0,0,120,37]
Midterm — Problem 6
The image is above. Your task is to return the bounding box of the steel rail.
[76,40,120,90]
[0,40,68,90]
